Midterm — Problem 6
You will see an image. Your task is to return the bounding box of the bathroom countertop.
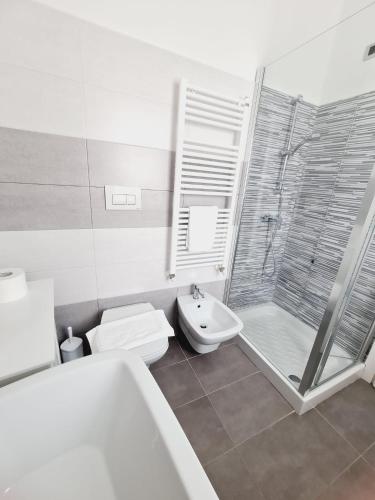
[0,279,57,386]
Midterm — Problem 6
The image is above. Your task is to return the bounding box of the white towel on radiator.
[188,206,218,252]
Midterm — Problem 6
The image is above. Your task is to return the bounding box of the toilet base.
[178,317,220,354]
[132,337,169,366]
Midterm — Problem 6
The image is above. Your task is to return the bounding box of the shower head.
[280,131,321,157]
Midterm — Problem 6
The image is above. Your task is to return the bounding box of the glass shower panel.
[315,201,375,386]
[230,3,375,395]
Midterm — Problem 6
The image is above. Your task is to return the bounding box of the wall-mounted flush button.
[127,194,136,205]
[112,193,127,205]
[105,185,141,211]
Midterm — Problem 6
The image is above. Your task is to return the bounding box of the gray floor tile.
[209,373,292,443]
[189,344,258,393]
[363,443,375,469]
[317,380,375,452]
[317,459,375,500]
[174,396,233,465]
[205,449,265,500]
[238,410,359,500]
[152,360,204,409]
[150,338,185,371]
[177,332,200,359]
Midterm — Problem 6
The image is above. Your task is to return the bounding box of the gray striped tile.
[229,85,375,359]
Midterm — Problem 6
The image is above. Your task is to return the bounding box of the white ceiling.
[37,0,375,80]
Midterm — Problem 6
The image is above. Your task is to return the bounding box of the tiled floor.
[151,335,375,500]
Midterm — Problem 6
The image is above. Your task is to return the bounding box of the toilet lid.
[87,310,174,353]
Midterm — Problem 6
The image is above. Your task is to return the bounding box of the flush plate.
[105,185,141,210]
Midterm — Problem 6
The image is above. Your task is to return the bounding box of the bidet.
[177,292,243,353]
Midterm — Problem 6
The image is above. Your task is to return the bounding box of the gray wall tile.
[228,86,317,310]
[54,300,100,342]
[87,139,174,191]
[90,186,172,228]
[98,286,178,327]
[55,279,226,339]
[0,127,89,185]
[0,183,92,230]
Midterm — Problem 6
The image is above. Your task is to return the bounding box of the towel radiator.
[169,80,251,279]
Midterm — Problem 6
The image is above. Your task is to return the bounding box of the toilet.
[86,302,173,366]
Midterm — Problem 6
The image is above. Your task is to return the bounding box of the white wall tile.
[82,23,175,106]
[96,258,226,299]
[84,84,174,149]
[27,267,97,306]
[173,267,227,288]
[0,63,85,137]
[82,23,250,108]
[96,259,168,298]
[0,229,95,272]
[93,227,170,266]
[0,0,83,81]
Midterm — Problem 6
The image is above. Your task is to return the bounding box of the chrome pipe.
[276,95,302,192]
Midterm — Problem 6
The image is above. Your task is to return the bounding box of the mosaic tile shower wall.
[228,87,317,309]
[275,90,375,356]
[229,85,375,357]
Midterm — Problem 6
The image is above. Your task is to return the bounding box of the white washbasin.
[0,351,217,500]
[177,293,243,353]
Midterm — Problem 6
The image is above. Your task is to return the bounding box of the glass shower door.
[299,165,375,394]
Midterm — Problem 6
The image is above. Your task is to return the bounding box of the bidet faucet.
[192,284,205,300]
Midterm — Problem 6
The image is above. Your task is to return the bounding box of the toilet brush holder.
[60,326,83,363]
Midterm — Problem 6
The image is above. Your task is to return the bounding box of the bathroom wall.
[0,0,250,339]
[37,0,375,82]
[228,86,317,309]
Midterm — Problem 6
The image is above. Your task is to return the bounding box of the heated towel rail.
[169,80,251,278]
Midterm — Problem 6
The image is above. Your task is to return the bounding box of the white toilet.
[86,302,173,366]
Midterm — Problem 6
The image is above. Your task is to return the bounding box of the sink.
[0,351,217,500]
[177,292,243,353]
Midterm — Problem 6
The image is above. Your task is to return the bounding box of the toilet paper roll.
[0,268,28,304]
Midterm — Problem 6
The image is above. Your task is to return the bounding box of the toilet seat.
[86,303,172,366]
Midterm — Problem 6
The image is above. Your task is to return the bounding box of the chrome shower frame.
[299,161,375,394]
[223,67,265,304]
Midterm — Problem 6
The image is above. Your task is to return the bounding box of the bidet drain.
[288,374,301,383]
[200,324,207,329]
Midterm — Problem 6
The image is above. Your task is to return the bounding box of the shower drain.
[288,374,301,383]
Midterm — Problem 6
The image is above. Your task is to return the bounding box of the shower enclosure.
[225,6,375,412]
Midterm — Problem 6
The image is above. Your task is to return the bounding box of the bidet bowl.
[177,293,243,353]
